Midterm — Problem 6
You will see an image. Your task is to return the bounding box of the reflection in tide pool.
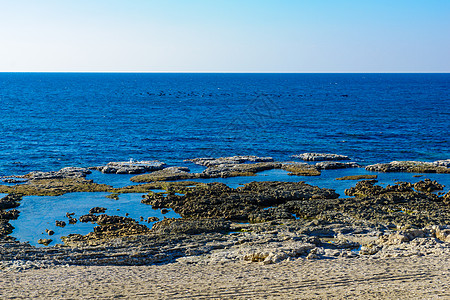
[10,192,179,247]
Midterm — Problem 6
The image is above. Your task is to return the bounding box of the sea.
[0,73,449,246]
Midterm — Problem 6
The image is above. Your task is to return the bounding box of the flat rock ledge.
[366,160,450,174]
[185,155,274,167]
[92,161,167,174]
[292,153,351,161]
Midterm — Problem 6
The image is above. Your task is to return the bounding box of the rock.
[89,207,107,214]
[45,229,55,236]
[66,212,75,217]
[186,156,274,167]
[315,161,360,170]
[161,209,169,214]
[201,162,281,178]
[336,175,378,180]
[292,153,350,161]
[0,194,21,210]
[432,226,450,243]
[366,160,450,174]
[147,217,159,223]
[281,162,321,176]
[92,161,166,174]
[142,181,339,221]
[68,217,77,225]
[37,239,52,246]
[131,167,197,182]
[0,209,20,220]
[79,214,99,223]
[55,220,66,228]
[25,167,91,180]
[413,179,444,193]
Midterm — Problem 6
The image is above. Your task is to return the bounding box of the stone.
[315,161,360,170]
[25,167,91,180]
[186,156,274,167]
[45,229,55,236]
[413,179,444,193]
[292,153,350,161]
[281,162,321,176]
[366,160,450,174]
[336,175,378,180]
[0,194,21,210]
[55,220,66,228]
[37,239,52,246]
[89,207,107,214]
[92,161,167,174]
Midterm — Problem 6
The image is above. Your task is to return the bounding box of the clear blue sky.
[1,0,449,72]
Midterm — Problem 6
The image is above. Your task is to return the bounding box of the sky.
[0,0,449,72]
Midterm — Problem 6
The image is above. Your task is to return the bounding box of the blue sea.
[1,73,449,246]
[1,73,449,176]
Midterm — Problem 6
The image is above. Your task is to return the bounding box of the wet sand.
[1,255,449,299]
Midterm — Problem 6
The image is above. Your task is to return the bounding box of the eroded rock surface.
[92,161,166,174]
[292,153,351,161]
[366,160,450,174]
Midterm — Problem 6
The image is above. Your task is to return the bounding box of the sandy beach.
[1,254,449,299]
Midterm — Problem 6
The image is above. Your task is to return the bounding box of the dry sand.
[1,255,449,299]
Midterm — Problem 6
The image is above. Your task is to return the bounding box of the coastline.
[1,155,449,299]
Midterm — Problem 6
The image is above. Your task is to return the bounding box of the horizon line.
[0,71,449,74]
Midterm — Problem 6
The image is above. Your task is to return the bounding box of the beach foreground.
[1,255,449,299]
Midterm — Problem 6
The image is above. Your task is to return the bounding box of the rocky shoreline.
[1,154,449,271]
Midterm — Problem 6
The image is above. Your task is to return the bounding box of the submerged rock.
[315,161,360,170]
[336,175,378,180]
[281,162,321,176]
[131,167,197,182]
[292,153,350,161]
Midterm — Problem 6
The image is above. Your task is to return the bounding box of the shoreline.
[1,155,450,298]
[1,255,449,299]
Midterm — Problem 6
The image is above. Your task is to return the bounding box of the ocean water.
[1,73,449,246]
[0,73,449,176]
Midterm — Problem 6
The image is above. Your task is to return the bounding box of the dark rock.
[45,229,55,236]
[336,175,378,180]
[55,221,66,228]
[79,214,99,223]
[147,217,159,223]
[89,207,107,214]
[142,181,339,221]
[0,194,21,210]
[0,209,20,220]
[413,179,444,193]
[37,239,52,246]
